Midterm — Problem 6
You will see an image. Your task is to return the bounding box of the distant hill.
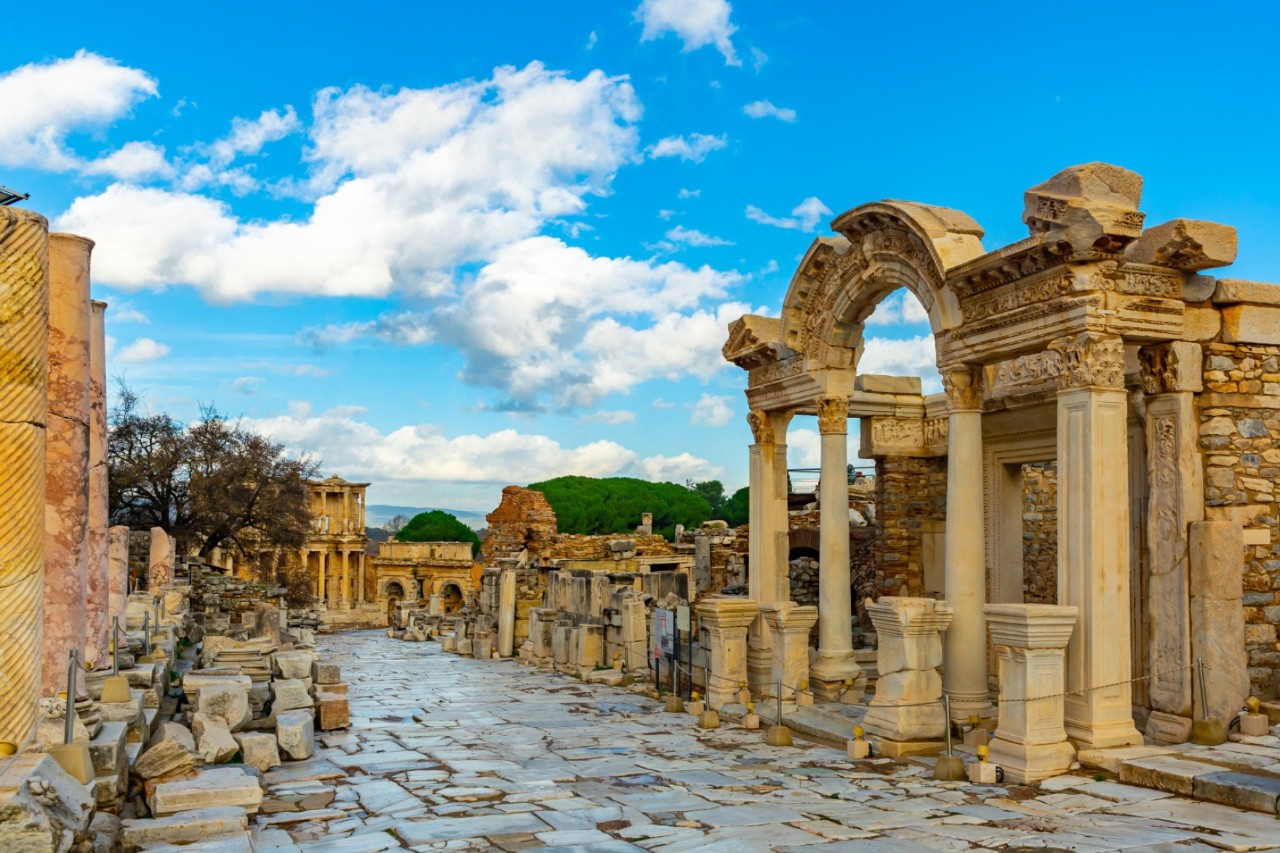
[365,504,487,531]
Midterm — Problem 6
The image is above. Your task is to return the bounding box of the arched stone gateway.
[439,581,464,614]
[725,163,1258,749]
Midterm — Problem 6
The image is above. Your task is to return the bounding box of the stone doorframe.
[983,427,1058,608]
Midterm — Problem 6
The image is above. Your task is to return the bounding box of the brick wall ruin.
[874,456,947,597]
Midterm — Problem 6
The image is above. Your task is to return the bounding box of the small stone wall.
[874,456,947,597]
[1199,343,1280,695]
[1021,461,1058,604]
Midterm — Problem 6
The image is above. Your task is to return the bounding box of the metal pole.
[944,694,954,756]
[63,650,77,745]
[142,611,151,656]
[1197,657,1209,719]
[111,617,120,677]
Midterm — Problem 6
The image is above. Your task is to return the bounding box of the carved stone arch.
[779,201,985,372]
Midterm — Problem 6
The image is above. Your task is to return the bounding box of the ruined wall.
[1021,461,1058,604]
[874,456,947,597]
[481,485,558,562]
[1199,343,1280,695]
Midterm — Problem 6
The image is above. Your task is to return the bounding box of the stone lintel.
[1125,218,1238,271]
[1212,278,1280,305]
[1221,303,1280,344]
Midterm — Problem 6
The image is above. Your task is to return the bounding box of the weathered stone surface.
[1126,218,1237,270]
[0,753,96,850]
[1212,278,1280,305]
[311,661,340,684]
[271,678,312,712]
[148,767,263,816]
[1118,755,1223,795]
[273,651,313,680]
[1188,521,1250,727]
[135,736,197,780]
[275,710,315,760]
[87,721,127,775]
[1221,303,1280,344]
[196,683,251,731]
[855,374,922,394]
[120,806,248,851]
[149,526,174,589]
[193,712,239,764]
[233,732,280,773]
[315,693,350,731]
[151,721,196,753]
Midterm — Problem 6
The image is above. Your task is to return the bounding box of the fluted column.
[941,365,991,716]
[810,395,861,701]
[1050,332,1143,748]
[43,232,93,697]
[0,206,50,744]
[86,299,109,668]
[746,408,793,695]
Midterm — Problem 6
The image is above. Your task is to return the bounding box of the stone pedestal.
[941,367,991,716]
[695,596,758,710]
[1189,521,1249,728]
[1052,333,1143,749]
[760,603,818,701]
[812,397,862,700]
[85,299,109,669]
[862,597,952,743]
[0,207,50,746]
[745,410,792,696]
[985,603,1078,783]
[43,232,94,697]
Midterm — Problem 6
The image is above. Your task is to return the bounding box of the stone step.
[1096,745,1280,815]
[120,806,248,851]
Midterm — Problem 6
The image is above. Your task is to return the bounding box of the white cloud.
[56,62,642,303]
[745,196,831,231]
[233,376,263,394]
[586,30,598,50]
[243,405,716,488]
[866,292,930,326]
[859,334,941,392]
[743,100,796,122]
[750,47,768,72]
[665,225,733,246]
[635,0,740,66]
[658,209,676,220]
[640,452,723,483]
[678,187,700,199]
[649,133,726,162]
[579,409,636,425]
[107,301,150,324]
[300,311,434,349]
[116,337,171,363]
[0,50,159,173]
[651,398,676,409]
[84,141,174,180]
[690,393,733,426]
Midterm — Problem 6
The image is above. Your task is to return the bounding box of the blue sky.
[5,1,1280,511]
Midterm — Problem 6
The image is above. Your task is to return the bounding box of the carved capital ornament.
[746,409,775,445]
[815,396,848,435]
[1048,332,1126,389]
[942,367,983,411]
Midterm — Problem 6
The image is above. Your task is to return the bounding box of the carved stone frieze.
[1138,341,1203,395]
[942,366,983,411]
[815,395,848,435]
[861,415,948,459]
[747,356,803,388]
[1048,332,1126,389]
[746,409,775,445]
[989,351,1063,397]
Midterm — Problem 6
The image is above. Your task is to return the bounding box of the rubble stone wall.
[1021,461,1058,605]
[1199,342,1280,695]
[874,456,947,597]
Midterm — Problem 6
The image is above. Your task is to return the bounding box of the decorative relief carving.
[1048,332,1125,389]
[942,367,983,411]
[923,416,948,448]
[991,351,1063,395]
[1140,345,1179,395]
[960,269,1074,323]
[746,410,774,445]
[815,396,848,434]
[748,356,803,388]
[871,417,923,447]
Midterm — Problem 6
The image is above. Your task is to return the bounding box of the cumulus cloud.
[689,393,733,426]
[56,62,642,303]
[742,100,796,122]
[243,405,717,488]
[635,0,740,66]
[0,50,159,173]
[866,292,930,326]
[639,452,723,482]
[649,133,726,162]
[678,187,700,199]
[859,334,941,391]
[107,301,150,324]
[299,311,434,349]
[665,225,732,246]
[84,141,174,180]
[745,196,831,231]
[579,409,636,425]
[116,337,171,363]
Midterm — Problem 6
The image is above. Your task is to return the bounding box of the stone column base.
[863,702,945,742]
[987,737,1076,785]
[811,674,865,704]
[747,645,773,698]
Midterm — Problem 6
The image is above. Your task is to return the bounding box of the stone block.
[0,754,95,850]
[856,374,922,394]
[1192,771,1280,814]
[1117,755,1221,795]
[148,767,263,816]
[150,721,196,753]
[88,721,128,776]
[1126,218,1237,271]
[120,806,248,851]
[192,713,239,764]
[315,693,350,731]
[311,661,340,684]
[270,678,312,712]
[233,733,281,773]
[1213,278,1280,305]
[275,710,315,760]
[1189,520,1244,600]
[1222,303,1280,345]
[134,738,197,780]
[273,650,313,680]
[1183,306,1222,340]
[196,683,251,732]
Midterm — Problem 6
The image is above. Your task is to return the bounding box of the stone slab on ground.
[120,806,248,850]
[149,767,264,816]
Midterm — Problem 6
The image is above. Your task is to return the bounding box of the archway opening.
[440,582,464,614]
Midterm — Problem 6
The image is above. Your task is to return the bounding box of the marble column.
[760,603,818,701]
[340,549,350,606]
[1050,332,1143,748]
[0,206,50,745]
[863,597,953,742]
[1138,342,1204,742]
[357,552,366,603]
[985,603,1078,783]
[810,395,861,701]
[316,551,326,603]
[746,409,793,696]
[108,525,130,629]
[42,232,93,697]
[695,596,759,710]
[149,526,173,589]
[941,365,991,717]
[85,300,109,669]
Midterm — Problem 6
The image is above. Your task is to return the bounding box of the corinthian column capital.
[1048,332,1126,390]
[942,366,983,412]
[815,396,847,435]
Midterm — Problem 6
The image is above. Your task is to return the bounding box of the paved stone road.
[253,630,1280,852]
